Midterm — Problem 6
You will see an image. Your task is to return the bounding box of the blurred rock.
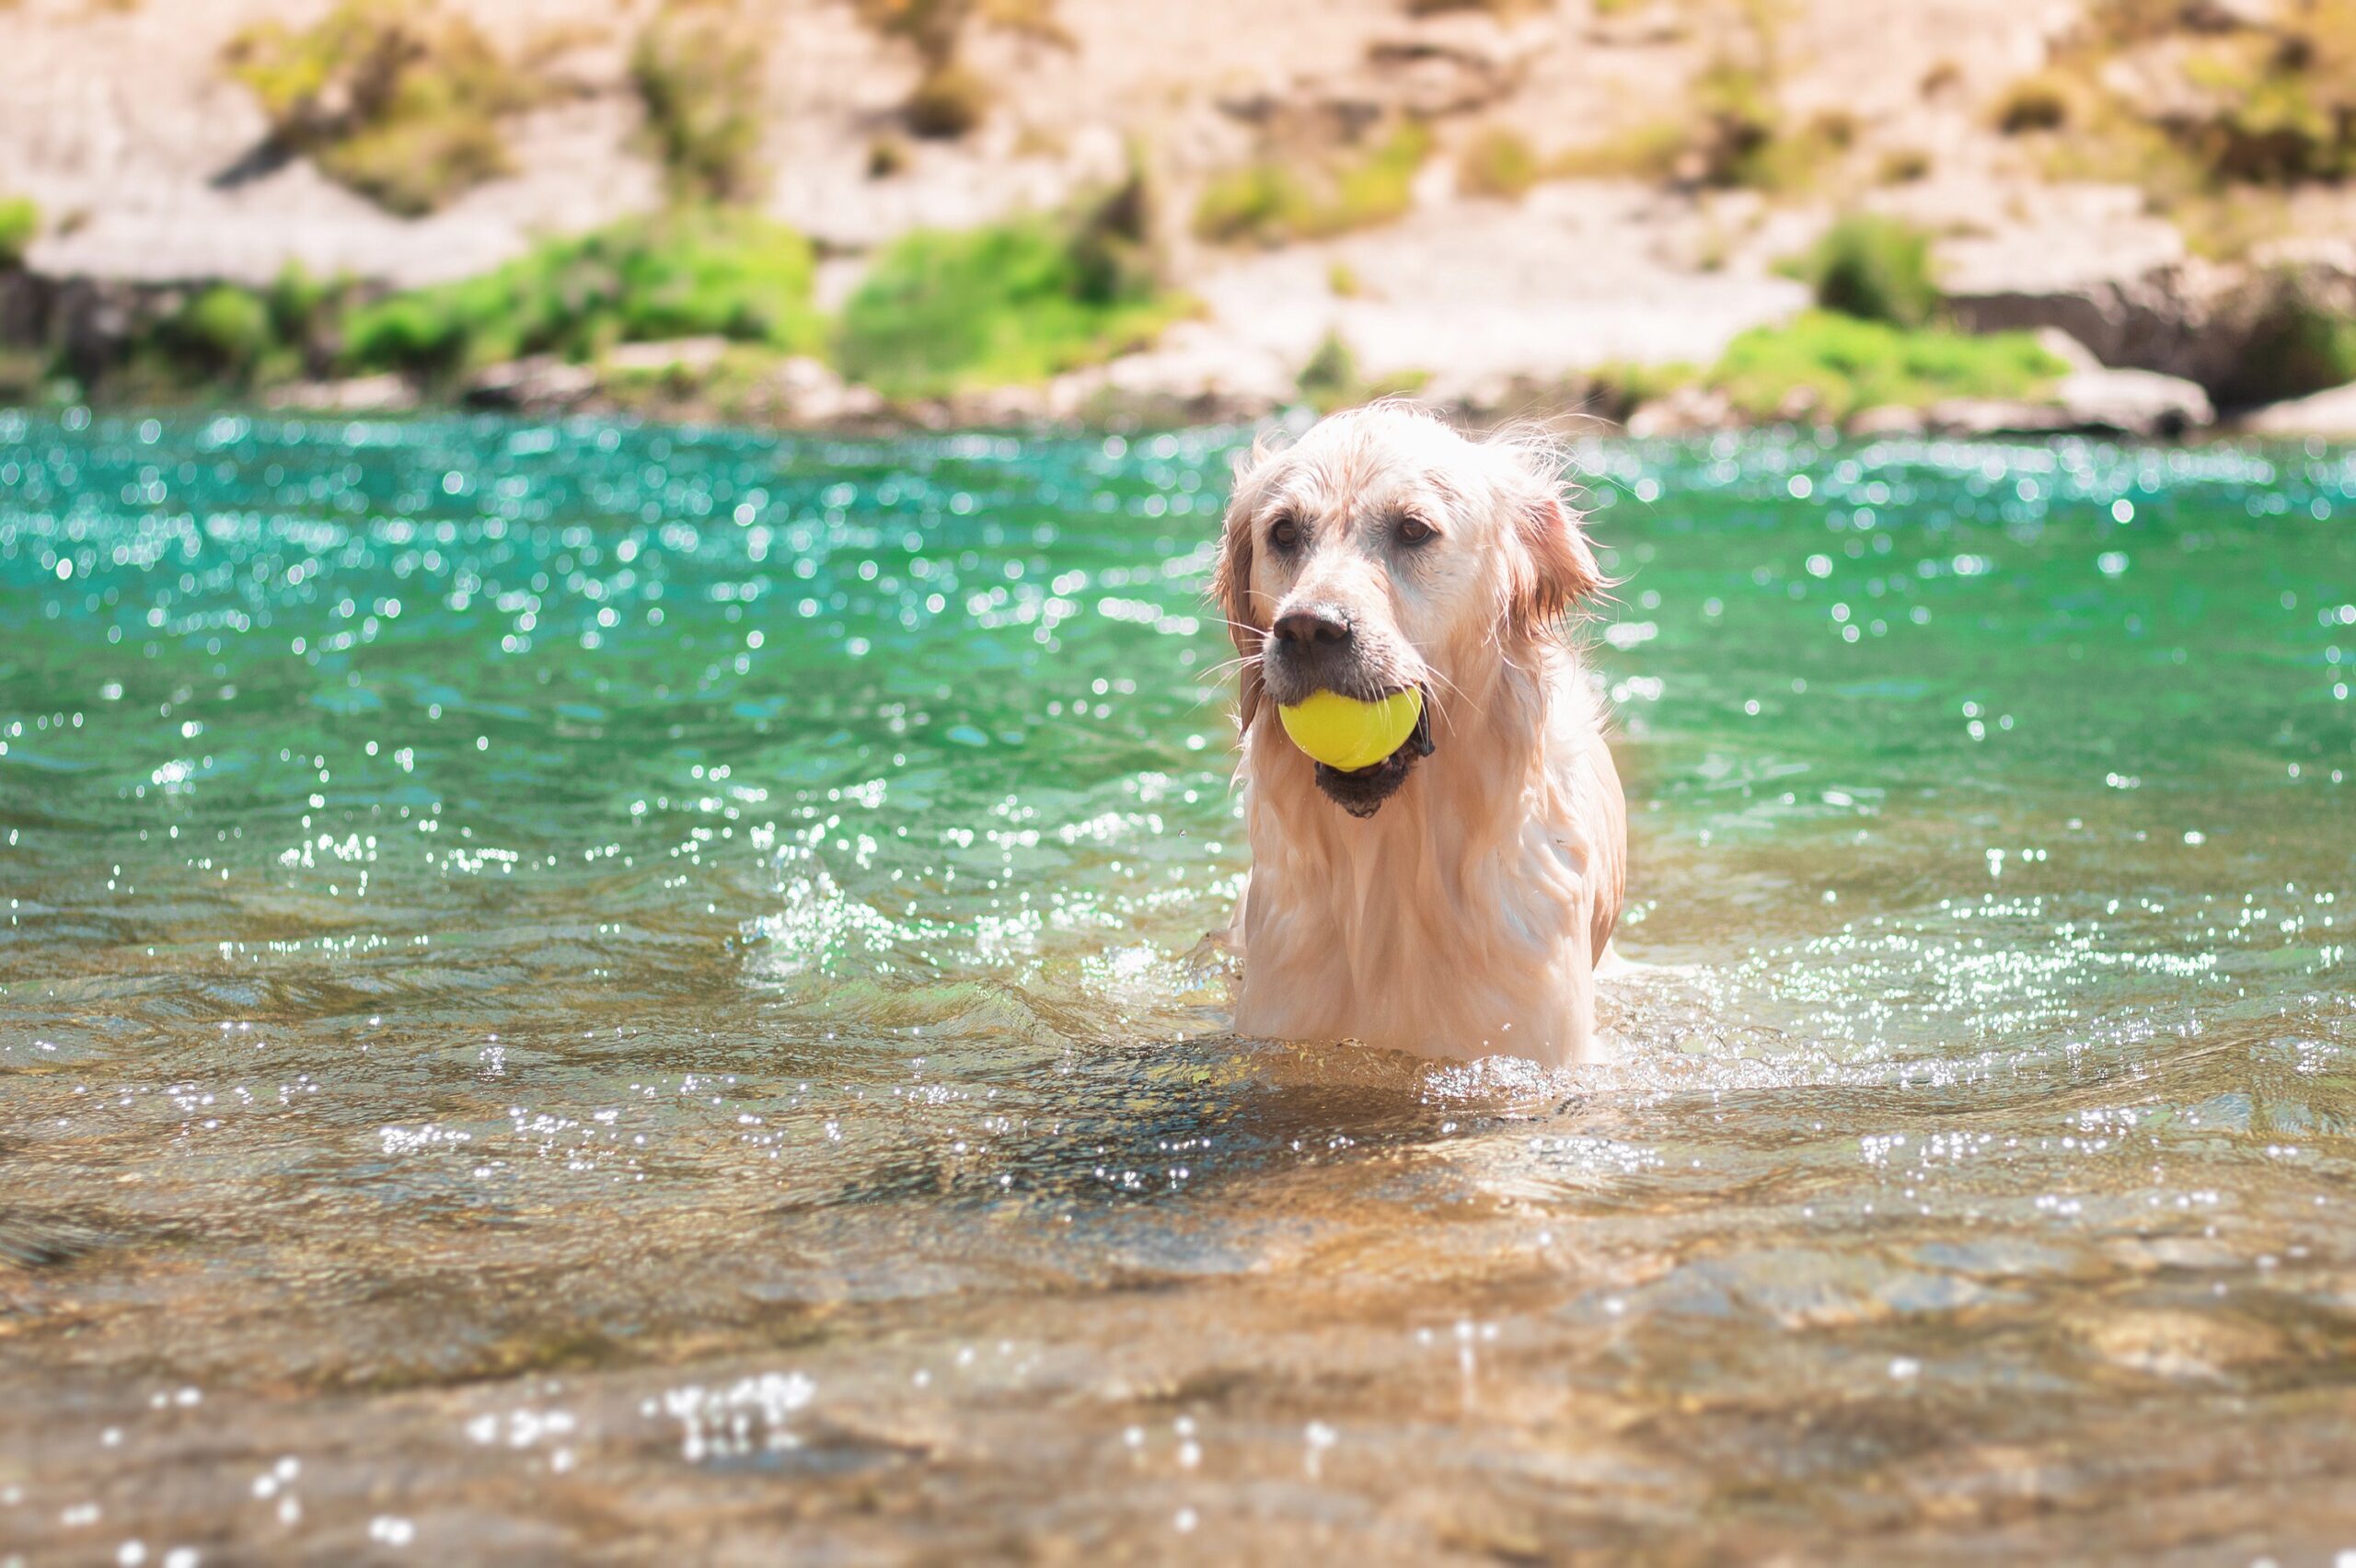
[264,374,418,414]
[941,384,1055,428]
[465,356,598,413]
[1627,385,1735,437]
[1923,398,2073,437]
[603,337,733,376]
[2032,326,2104,375]
[1946,264,2238,391]
[1046,322,1294,425]
[1584,0,1689,45]
[2054,363,2214,436]
[2241,382,2356,438]
[1847,404,1928,438]
[1916,364,2212,435]
[2021,329,2215,433]
[756,356,887,427]
[1943,199,2356,406]
[1363,16,1544,118]
[0,271,49,348]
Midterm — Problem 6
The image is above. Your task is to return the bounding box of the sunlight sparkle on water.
[1,413,2352,1557]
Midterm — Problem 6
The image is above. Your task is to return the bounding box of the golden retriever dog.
[1211,404,1627,1067]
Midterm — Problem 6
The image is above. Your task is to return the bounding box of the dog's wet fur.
[1210,402,1630,1066]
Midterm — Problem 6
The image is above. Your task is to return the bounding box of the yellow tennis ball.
[1276,688,1425,772]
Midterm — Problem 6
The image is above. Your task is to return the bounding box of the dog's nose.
[1271,604,1352,647]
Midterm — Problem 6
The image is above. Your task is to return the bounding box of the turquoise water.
[3,409,2354,1562]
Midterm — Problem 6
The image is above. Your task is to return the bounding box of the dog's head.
[1211,404,1603,815]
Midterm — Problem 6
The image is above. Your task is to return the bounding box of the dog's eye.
[1398,514,1438,547]
[1267,514,1303,554]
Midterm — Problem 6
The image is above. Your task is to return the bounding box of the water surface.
[3,410,2354,1562]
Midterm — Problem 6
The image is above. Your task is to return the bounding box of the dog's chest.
[1236,811,1588,1055]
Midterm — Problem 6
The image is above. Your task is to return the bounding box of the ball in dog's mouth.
[1311,696,1435,818]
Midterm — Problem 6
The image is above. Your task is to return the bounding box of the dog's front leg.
[1542,881,1608,1067]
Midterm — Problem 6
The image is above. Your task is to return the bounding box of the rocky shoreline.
[8,288,2350,445]
[7,0,2356,442]
[12,166,2356,442]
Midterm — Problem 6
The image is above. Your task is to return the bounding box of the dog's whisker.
[1200,649,1264,676]
[1422,666,1500,736]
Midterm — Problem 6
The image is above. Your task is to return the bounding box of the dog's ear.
[1210,492,1265,736]
[1511,490,1604,636]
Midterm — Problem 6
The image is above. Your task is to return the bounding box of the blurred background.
[2,0,2354,437]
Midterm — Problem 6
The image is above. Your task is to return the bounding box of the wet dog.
[1211,404,1626,1066]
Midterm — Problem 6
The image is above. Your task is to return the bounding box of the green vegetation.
[1296,331,1357,409]
[855,0,969,59]
[1404,0,1542,14]
[1791,216,1940,329]
[1458,126,1541,201]
[262,263,345,346]
[595,340,787,419]
[1708,312,2066,422]
[2171,187,2296,262]
[0,196,36,269]
[1553,63,1851,192]
[904,61,991,139]
[1548,0,1866,193]
[1994,73,2073,134]
[838,183,1192,398]
[1684,59,1784,187]
[2002,0,2356,240]
[154,286,273,380]
[2165,11,2356,184]
[1191,165,1301,247]
[1587,359,1700,413]
[103,266,355,397]
[1295,330,1429,414]
[340,210,823,379]
[852,0,1071,138]
[2220,285,2356,407]
[1194,122,1433,246]
[975,0,1075,48]
[1551,120,1689,183]
[223,0,541,216]
[46,190,1206,409]
[0,350,44,404]
[630,0,768,202]
[1878,147,1934,184]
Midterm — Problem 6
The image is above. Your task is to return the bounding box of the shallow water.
[2,409,2353,1564]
